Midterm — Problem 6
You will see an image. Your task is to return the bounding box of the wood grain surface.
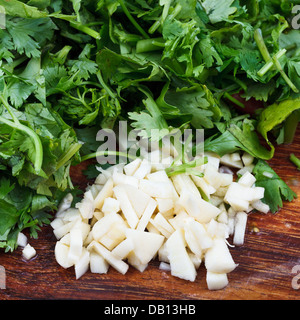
[0,128,300,301]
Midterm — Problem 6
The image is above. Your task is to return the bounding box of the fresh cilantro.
[200,0,237,24]
[253,160,297,213]
[0,0,299,252]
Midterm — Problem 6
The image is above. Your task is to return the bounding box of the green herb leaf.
[253,160,297,213]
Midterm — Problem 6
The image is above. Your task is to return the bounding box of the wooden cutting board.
[0,129,300,301]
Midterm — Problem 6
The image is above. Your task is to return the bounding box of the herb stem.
[81,150,137,162]
[56,143,82,170]
[290,153,300,170]
[70,21,101,40]
[254,28,271,62]
[118,0,150,39]
[223,92,245,108]
[257,49,286,77]
[0,116,43,174]
[165,157,207,177]
[272,55,299,93]
[136,38,165,53]
[97,71,116,99]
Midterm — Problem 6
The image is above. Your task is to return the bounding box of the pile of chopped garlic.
[51,150,269,290]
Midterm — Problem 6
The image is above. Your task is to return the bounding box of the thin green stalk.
[70,21,101,40]
[0,96,44,173]
[0,116,43,174]
[257,49,286,77]
[254,28,271,62]
[165,157,207,177]
[56,143,82,170]
[223,92,245,108]
[136,38,165,53]
[224,75,247,92]
[0,96,19,123]
[254,29,298,93]
[272,55,299,93]
[290,153,300,170]
[118,0,150,39]
[97,71,116,99]
[81,150,137,162]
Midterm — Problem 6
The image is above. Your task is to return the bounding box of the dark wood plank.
[0,129,300,300]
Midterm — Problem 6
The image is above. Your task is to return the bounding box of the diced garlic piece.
[123,158,142,176]
[133,159,152,179]
[61,208,81,222]
[76,190,95,219]
[206,219,229,239]
[166,229,197,282]
[125,229,164,265]
[68,227,83,264]
[139,179,174,199]
[251,199,270,214]
[124,185,151,218]
[189,253,202,270]
[206,271,228,290]
[158,241,169,263]
[205,238,237,274]
[183,224,202,257]
[156,198,173,214]
[127,252,148,272]
[17,232,28,248]
[136,198,157,231]
[56,193,73,216]
[53,219,80,240]
[171,174,200,197]
[55,241,73,269]
[238,171,256,188]
[236,164,255,175]
[22,244,36,260]
[90,251,109,274]
[94,173,108,185]
[252,187,265,201]
[75,248,90,279]
[242,152,254,167]
[88,241,129,275]
[191,175,215,200]
[92,212,126,241]
[113,185,139,229]
[220,154,243,168]
[112,171,139,188]
[233,212,248,246]
[102,197,120,215]
[99,223,126,250]
[94,178,114,210]
[178,190,220,224]
[168,210,189,231]
[111,238,134,260]
[159,262,171,271]
[151,213,174,238]
[50,218,65,230]
[186,219,213,251]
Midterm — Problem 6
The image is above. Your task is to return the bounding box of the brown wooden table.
[0,129,300,300]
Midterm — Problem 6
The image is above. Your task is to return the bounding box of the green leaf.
[0,0,48,18]
[200,0,237,24]
[0,177,15,199]
[257,98,300,157]
[253,160,297,213]
[0,199,20,235]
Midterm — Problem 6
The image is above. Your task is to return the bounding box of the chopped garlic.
[22,244,36,260]
[52,149,270,290]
